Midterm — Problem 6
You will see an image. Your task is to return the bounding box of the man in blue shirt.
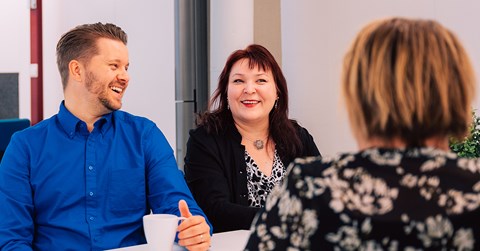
[0,23,211,250]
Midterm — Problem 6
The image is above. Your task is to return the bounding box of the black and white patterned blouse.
[245,149,285,208]
[246,147,480,251]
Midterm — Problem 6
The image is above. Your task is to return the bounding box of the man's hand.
[177,200,211,251]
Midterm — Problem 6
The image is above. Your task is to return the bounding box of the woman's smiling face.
[227,59,278,125]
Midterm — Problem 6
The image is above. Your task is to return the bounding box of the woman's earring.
[227,98,230,110]
[274,98,278,109]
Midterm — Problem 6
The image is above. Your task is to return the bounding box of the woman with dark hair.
[184,44,320,233]
[246,18,480,250]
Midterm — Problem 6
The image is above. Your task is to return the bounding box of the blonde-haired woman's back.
[245,17,480,250]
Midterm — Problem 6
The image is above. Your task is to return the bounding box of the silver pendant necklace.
[243,135,268,150]
[252,139,264,150]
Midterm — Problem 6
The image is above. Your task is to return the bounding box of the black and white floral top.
[245,147,480,251]
[245,150,285,208]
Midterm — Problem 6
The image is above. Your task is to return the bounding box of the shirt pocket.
[109,168,146,212]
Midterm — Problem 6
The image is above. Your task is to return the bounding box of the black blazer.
[184,122,320,233]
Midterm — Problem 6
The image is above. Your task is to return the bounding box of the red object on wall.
[30,0,43,125]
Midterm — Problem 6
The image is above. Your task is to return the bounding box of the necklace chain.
[242,135,268,150]
[234,122,269,150]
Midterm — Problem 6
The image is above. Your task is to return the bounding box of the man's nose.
[117,70,130,84]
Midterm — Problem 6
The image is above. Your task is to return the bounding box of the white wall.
[209,0,254,95]
[281,0,480,156]
[42,0,176,150]
[0,0,31,119]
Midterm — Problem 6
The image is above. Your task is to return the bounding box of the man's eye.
[111,64,118,69]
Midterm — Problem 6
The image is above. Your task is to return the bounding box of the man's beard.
[85,71,120,112]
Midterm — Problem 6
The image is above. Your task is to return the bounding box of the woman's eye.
[233,79,243,83]
[257,79,267,83]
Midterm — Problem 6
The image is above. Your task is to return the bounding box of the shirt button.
[88,166,94,171]
[239,171,243,174]
[89,217,95,221]
[89,192,94,196]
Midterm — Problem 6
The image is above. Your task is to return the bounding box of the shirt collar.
[97,112,113,135]
[57,101,113,138]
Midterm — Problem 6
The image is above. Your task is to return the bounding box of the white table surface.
[105,229,251,251]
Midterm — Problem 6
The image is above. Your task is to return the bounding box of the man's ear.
[68,60,83,82]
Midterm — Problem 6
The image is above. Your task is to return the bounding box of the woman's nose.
[243,81,256,94]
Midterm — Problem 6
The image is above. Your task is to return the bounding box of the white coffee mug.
[143,214,186,251]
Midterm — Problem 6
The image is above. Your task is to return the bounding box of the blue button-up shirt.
[0,102,209,250]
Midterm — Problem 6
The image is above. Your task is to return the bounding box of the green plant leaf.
[449,110,480,158]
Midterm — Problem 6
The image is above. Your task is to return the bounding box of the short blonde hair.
[342,17,476,146]
[56,23,127,89]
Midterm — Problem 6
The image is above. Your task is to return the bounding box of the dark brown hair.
[198,44,303,158]
[342,17,476,146]
[56,22,128,89]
